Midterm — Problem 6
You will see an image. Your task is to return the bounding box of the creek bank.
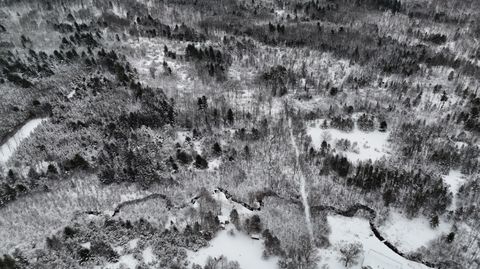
[75,186,438,268]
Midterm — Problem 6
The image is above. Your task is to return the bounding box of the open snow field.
[318,215,430,269]
[188,190,278,268]
[307,120,390,163]
[188,224,279,269]
[378,210,451,253]
[443,170,466,196]
[0,118,47,164]
[442,169,467,210]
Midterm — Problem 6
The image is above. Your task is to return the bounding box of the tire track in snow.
[288,117,314,242]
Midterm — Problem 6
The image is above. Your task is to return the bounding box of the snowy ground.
[318,215,431,269]
[0,118,48,164]
[307,120,390,163]
[378,210,451,253]
[188,224,279,269]
[442,169,467,210]
[188,190,277,268]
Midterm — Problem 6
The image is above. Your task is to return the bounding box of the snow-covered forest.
[0,0,480,268]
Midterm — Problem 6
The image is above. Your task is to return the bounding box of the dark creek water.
[80,187,436,268]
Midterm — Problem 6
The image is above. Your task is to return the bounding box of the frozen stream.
[0,118,47,164]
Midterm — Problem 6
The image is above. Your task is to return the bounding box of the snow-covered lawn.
[307,121,390,163]
[207,158,222,171]
[0,118,48,164]
[443,170,466,195]
[318,215,430,269]
[378,210,451,253]
[143,246,156,265]
[188,190,276,268]
[188,224,279,269]
[442,169,467,210]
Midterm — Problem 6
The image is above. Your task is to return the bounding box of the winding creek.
[0,118,437,268]
[106,187,436,268]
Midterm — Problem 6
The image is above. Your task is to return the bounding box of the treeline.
[98,85,175,187]
[200,12,480,79]
[185,44,232,81]
[260,65,296,97]
[456,178,480,223]
[309,141,451,217]
[393,120,480,175]
[0,155,89,208]
[131,15,205,42]
[36,217,209,268]
[294,0,401,21]
[1,15,104,89]
[0,48,53,88]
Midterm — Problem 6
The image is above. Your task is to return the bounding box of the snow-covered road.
[288,117,314,243]
[0,118,48,164]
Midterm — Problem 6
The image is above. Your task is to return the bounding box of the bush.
[63,154,89,171]
[177,150,193,164]
[194,155,208,169]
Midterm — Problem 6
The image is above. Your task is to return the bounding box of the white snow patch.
[128,238,139,250]
[211,190,253,217]
[142,246,156,264]
[443,169,466,197]
[443,170,467,210]
[378,210,450,253]
[120,193,145,203]
[193,141,203,155]
[307,120,390,163]
[188,225,279,269]
[113,245,124,255]
[102,254,138,269]
[176,131,191,143]
[208,158,222,171]
[318,215,430,269]
[0,118,48,164]
[164,213,177,229]
[67,90,76,99]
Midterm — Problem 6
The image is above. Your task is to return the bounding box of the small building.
[250,234,260,240]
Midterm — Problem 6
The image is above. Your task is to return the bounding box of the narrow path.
[287,117,314,243]
[0,118,48,164]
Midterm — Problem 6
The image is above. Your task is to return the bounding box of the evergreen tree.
[194,154,208,169]
[227,109,234,125]
[212,142,222,156]
[430,215,439,228]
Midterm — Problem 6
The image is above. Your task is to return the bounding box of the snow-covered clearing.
[0,118,48,164]
[188,224,279,269]
[80,242,91,249]
[67,89,76,99]
[188,189,278,268]
[442,169,467,209]
[209,189,254,218]
[307,120,390,163]
[318,215,430,269]
[176,130,203,154]
[143,246,156,265]
[378,210,451,253]
[207,158,222,171]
